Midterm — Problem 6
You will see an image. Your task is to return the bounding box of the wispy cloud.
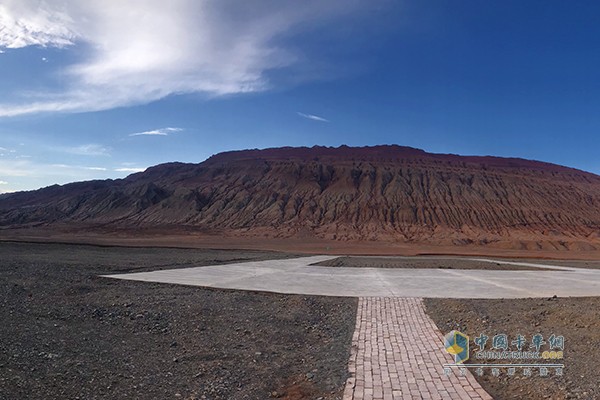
[52,164,108,171]
[0,146,16,154]
[0,159,32,176]
[0,158,128,192]
[0,1,366,117]
[0,159,108,179]
[297,112,329,122]
[115,167,145,173]
[62,144,110,156]
[129,127,183,137]
[0,2,78,49]
[0,180,8,185]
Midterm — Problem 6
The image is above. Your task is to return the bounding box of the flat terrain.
[5,228,600,260]
[0,242,356,400]
[313,257,549,270]
[425,297,600,400]
[3,241,600,400]
[105,256,600,298]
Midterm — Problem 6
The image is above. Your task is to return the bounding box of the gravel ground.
[313,256,548,270]
[425,297,600,400]
[0,242,357,400]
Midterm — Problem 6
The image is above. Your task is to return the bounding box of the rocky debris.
[425,297,600,400]
[0,242,356,400]
[314,256,552,270]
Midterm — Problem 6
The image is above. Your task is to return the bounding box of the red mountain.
[2,145,600,251]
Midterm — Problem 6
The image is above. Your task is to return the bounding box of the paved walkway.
[103,256,600,298]
[102,257,598,399]
[343,297,492,400]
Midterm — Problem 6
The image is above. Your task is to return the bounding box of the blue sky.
[1,0,600,193]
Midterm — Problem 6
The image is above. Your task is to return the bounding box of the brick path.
[343,297,493,400]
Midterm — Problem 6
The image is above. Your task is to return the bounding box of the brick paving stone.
[343,297,493,400]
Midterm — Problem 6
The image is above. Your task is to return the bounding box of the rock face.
[2,145,600,249]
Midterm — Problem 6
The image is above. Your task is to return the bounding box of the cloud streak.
[0,157,148,192]
[115,167,145,173]
[0,1,364,117]
[0,146,16,154]
[129,127,183,137]
[297,112,329,122]
[62,144,110,156]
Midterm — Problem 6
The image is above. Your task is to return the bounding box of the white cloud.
[62,144,110,156]
[0,1,365,117]
[0,1,79,49]
[0,158,127,192]
[297,111,329,122]
[0,180,8,185]
[115,167,145,173]
[0,147,17,156]
[0,159,32,176]
[129,127,183,137]
[51,163,108,172]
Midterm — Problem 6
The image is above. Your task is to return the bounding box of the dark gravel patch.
[501,258,600,269]
[0,242,357,400]
[425,297,600,400]
[314,256,549,270]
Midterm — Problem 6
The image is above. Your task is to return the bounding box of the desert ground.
[313,256,554,270]
[426,297,600,400]
[1,241,599,399]
[5,227,600,260]
[0,242,355,400]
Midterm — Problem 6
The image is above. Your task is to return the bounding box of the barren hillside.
[2,145,600,251]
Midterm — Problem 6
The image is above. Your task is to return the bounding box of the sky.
[2,0,600,193]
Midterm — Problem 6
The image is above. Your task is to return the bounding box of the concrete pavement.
[102,256,600,299]
[101,256,599,400]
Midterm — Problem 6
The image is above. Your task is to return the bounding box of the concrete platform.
[102,256,600,298]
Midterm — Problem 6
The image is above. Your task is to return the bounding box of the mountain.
[2,145,600,251]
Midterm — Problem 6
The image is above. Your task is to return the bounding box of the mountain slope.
[2,145,600,250]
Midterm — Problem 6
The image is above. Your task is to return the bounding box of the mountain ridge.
[2,145,600,251]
